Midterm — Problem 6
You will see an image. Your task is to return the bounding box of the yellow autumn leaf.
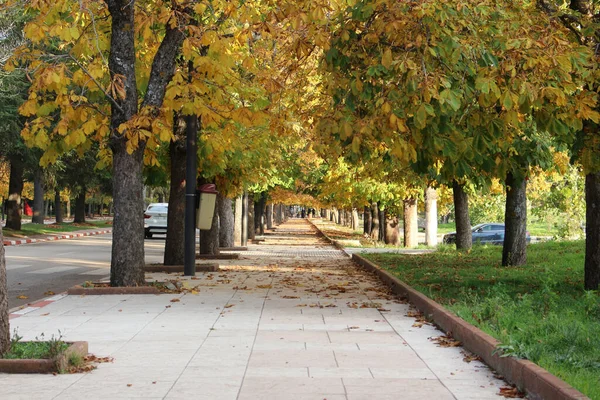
[382,48,393,69]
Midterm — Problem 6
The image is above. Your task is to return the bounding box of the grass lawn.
[3,220,112,238]
[364,241,600,399]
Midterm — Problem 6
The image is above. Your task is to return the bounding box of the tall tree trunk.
[254,193,266,235]
[241,192,249,246]
[107,0,144,287]
[107,0,185,286]
[266,203,274,230]
[325,209,331,221]
[74,189,86,224]
[234,195,243,246]
[404,198,418,248]
[44,200,50,219]
[364,205,372,235]
[54,189,63,224]
[6,156,24,231]
[247,194,255,240]
[385,216,400,245]
[378,204,385,242]
[32,169,44,224]
[502,173,528,266]
[66,198,71,219]
[585,171,600,289]
[453,180,472,250]
[218,194,234,248]
[425,186,438,246]
[352,208,359,231]
[164,133,186,266]
[370,202,379,241]
[0,225,8,356]
[200,195,220,255]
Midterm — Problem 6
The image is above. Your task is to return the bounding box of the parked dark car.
[442,223,531,245]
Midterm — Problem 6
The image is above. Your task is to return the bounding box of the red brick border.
[3,229,112,247]
[352,254,589,400]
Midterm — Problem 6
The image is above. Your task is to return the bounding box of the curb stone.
[2,229,112,247]
[310,218,588,400]
[9,293,68,320]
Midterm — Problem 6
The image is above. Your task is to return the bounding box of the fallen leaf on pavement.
[430,335,461,347]
[44,291,55,296]
[224,304,235,308]
[170,298,180,303]
[16,295,28,299]
[498,386,525,398]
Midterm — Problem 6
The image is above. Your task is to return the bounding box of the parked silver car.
[144,203,168,238]
[442,223,531,245]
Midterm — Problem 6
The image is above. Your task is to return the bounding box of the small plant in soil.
[2,331,68,360]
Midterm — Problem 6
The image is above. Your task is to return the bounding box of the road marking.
[29,266,79,274]
[6,264,32,271]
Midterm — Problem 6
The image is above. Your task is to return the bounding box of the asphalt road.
[6,233,167,309]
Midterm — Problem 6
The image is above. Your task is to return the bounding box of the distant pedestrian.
[301,209,306,218]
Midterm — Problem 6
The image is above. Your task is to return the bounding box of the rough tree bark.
[241,192,249,246]
[404,198,418,248]
[247,194,255,240]
[502,173,528,266]
[425,187,438,246]
[164,129,186,266]
[0,225,7,356]
[385,216,400,245]
[453,180,472,250]
[234,196,243,246]
[378,205,385,242]
[363,205,371,235]
[74,190,86,223]
[107,0,185,286]
[585,171,600,289]
[254,192,266,235]
[218,194,234,248]
[200,195,220,255]
[54,189,63,224]
[370,202,379,241]
[266,203,274,230]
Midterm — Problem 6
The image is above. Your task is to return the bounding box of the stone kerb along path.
[3,219,511,399]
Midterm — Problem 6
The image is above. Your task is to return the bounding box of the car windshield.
[148,205,168,213]
[471,224,485,232]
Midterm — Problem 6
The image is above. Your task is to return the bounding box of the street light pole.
[184,114,198,276]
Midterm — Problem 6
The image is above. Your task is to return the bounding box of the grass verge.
[364,241,600,399]
[3,220,112,237]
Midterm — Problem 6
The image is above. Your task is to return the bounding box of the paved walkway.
[2,220,508,399]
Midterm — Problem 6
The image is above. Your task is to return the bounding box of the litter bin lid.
[198,184,218,194]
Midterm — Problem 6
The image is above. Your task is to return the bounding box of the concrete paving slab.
[1,219,513,400]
